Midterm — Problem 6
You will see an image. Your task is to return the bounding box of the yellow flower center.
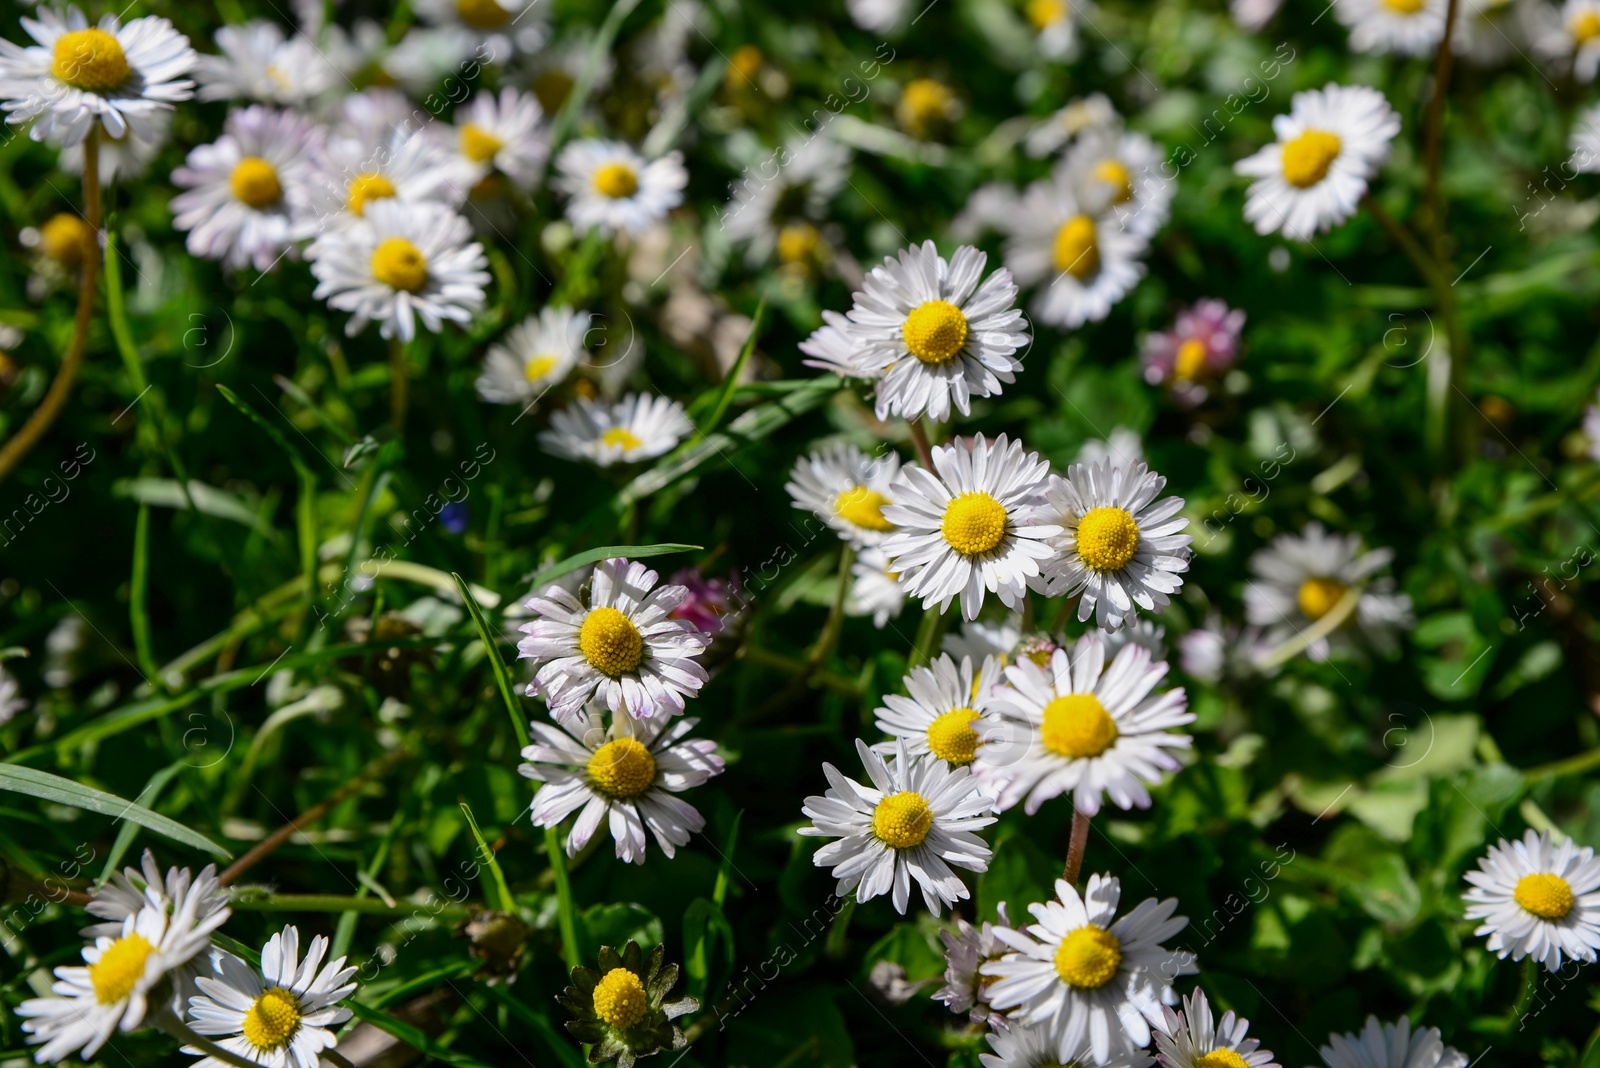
[727,44,763,85]
[1280,129,1342,189]
[834,486,894,532]
[1092,159,1134,204]
[592,161,639,199]
[599,426,644,452]
[777,222,821,264]
[1041,693,1119,759]
[88,933,154,1005]
[229,157,283,209]
[578,605,645,677]
[1027,0,1070,27]
[241,987,303,1051]
[1052,215,1099,279]
[1573,9,1600,40]
[1380,0,1426,12]
[1196,1051,1252,1068]
[926,707,981,765]
[1514,872,1575,920]
[523,354,561,382]
[457,0,511,28]
[872,790,933,849]
[1053,925,1122,989]
[1075,506,1140,572]
[460,123,504,163]
[940,491,1007,556]
[39,212,92,267]
[586,737,657,798]
[52,28,130,92]
[1174,338,1209,380]
[1296,577,1347,621]
[347,172,397,215]
[370,237,428,293]
[592,967,648,1029]
[534,70,576,113]
[902,299,970,364]
[900,79,954,135]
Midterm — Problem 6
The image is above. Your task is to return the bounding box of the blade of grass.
[130,501,159,682]
[0,766,229,859]
[459,802,514,913]
[545,826,581,967]
[523,543,701,591]
[451,572,528,750]
[481,982,586,1068]
[97,759,185,882]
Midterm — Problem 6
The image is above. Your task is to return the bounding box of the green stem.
[909,605,949,667]
[228,892,473,922]
[1524,744,1600,782]
[546,825,582,966]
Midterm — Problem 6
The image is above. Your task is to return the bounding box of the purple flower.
[1141,299,1246,407]
[668,568,745,636]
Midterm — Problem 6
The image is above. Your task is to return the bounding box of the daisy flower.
[308,199,489,342]
[170,106,323,272]
[1571,103,1600,173]
[1104,617,1168,661]
[58,111,168,184]
[194,21,336,105]
[1243,523,1413,660]
[183,926,357,1068]
[848,0,912,32]
[1025,93,1120,158]
[304,127,476,230]
[1076,427,1145,471]
[787,442,903,549]
[978,635,1192,815]
[539,393,691,467]
[897,78,960,140]
[0,6,195,147]
[1335,0,1447,55]
[873,652,1006,768]
[1005,166,1149,329]
[1235,83,1401,239]
[1141,300,1247,407]
[1041,459,1192,631]
[1027,0,1079,58]
[1065,127,1174,239]
[1318,1017,1466,1068]
[722,134,850,266]
[517,556,712,721]
[559,942,696,1068]
[519,707,724,863]
[982,874,1195,1062]
[0,663,27,726]
[1534,0,1600,80]
[799,310,874,379]
[476,305,590,406]
[837,241,1030,423]
[1462,828,1600,971]
[446,86,548,192]
[1177,614,1276,683]
[1154,989,1279,1068]
[412,0,547,60]
[881,434,1060,621]
[800,739,996,915]
[554,140,687,237]
[935,902,1012,1026]
[847,548,909,628]
[944,616,1028,664]
[982,1021,1154,1068]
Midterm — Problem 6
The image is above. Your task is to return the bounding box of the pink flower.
[1141,299,1246,407]
[668,568,745,636]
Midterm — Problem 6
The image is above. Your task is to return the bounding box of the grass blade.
[0,765,229,859]
[524,543,700,591]
[451,572,528,750]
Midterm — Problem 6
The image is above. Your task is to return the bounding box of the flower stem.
[160,1019,267,1068]
[907,417,935,469]
[389,335,409,433]
[1062,808,1090,885]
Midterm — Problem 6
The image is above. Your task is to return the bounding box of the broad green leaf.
[0,766,230,859]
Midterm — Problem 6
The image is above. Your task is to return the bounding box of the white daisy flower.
[1076,426,1145,469]
[517,556,712,722]
[1040,459,1192,632]
[977,635,1194,816]
[838,241,1031,424]
[799,738,996,915]
[304,126,477,230]
[0,5,196,147]
[0,663,27,726]
[326,87,415,145]
[170,105,323,272]
[1025,93,1120,158]
[538,393,692,467]
[58,111,168,184]
[554,139,687,237]
[381,26,478,96]
[799,310,874,380]
[194,21,337,105]
[847,0,912,33]
[722,134,850,265]
[873,652,1006,769]
[1534,0,1600,80]
[1318,1017,1466,1068]
[982,874,1195,1062]
[1177,614,1276,684]
[1065,127,1175,240]
[943,616,1025,665]
[412,0,547,60]
[18,895,230,1062]
[1234,83,1401,240]
[183,926,357,1068]
[881,434,1061,621]
[519,706,724,863]
[846,547,909,629]
[786,442,903,549]
[1570,103,1600,173]
[1462,828,1600,971]
[982,1020,1154,1068]
[307,199,489,342]
[1005,167,1149,329]
[1232,0,1286,30]
[1154,989,1279,1068]
[1103,617,1168,662]
[1243,522,1413,661]
[935,902,1012,1026]
[1026,0,1079,58]
[476,305,590,406]
[1334,0,1447,54]
[446,86,548,192]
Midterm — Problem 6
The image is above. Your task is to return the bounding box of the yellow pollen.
[941,492,1007,556]
[1296,577,1347,621]
[39,213,93,268]
[370,237,428,293]
[578,606,644,677]
[1041,693,1119,759]
[586,737,657,798]
[834,485,894,532]
[1174,338,1209,381]
[460,123,504,163]
[52,29,129,92]
[347,172,397,215]
[777,222,821,264]
[1574,9,1600,39]
[1514,872,1575,920]
[898,79,954,137]
[592,967,648,1029]
[872,791,933,849]
[727,44,763,85]
[592,161,639,199]
[1280,129,1342,188]
[1053,925,1122,989]
[457,0,511,28]
[88,932,154,1005]
[1092,158,1134,204]
[1052,215,1099,279]
[241,987,303,1051]
[523,354,560,382]
[229,157,283,209]
[1380,0,1426,11]
[600,426,644,452]
[902,299,970,364]
[1196,1051,1252,1068]
[926,707,981,765]
[1075,506,1140,572]
[1027,0,1069,27]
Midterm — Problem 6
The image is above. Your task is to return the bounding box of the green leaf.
[683,897,735,1000]
[690,295,766,439]
[451,572,529,751]
[459,801,514,913]
[578,902,662,955]
[524,543,701,591]
[0,765,230,859]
